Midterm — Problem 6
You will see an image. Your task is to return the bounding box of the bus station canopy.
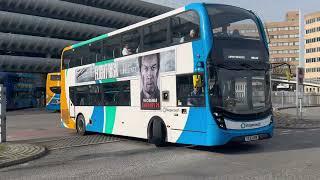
[0,0,172,73]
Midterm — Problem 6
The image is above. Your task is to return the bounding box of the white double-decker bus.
[60,3,273,146]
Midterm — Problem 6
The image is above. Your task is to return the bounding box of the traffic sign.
[298,85,304,99]
[297,67,304,85]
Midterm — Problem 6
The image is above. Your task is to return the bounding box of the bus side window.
[88,84,102,106]
[143,19,168,52]
[79,45,92,66]
[89,41,103,62]
[118,82,131,106]
[121,29,141,56]
[102,36,121,61]
[102,83,117,106]
[102,81,130,106]
[170,11,200,45]
[75,86,89,106]
[176,74,205,107]
[63,49,76,69]
[69,49,81,68]
[69,87,75,105]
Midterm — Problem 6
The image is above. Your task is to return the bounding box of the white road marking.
[281,130,292,133]
[295,130,304,133]
[279,132,290,135]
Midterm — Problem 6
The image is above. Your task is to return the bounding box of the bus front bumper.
[207,122,274,146]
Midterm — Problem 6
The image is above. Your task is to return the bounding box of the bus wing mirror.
[193,75,202,88]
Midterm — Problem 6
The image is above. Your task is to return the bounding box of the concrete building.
[0,0,172,110]
[0,0,171,73]
[305,11,320,93]
[266,11,300,76]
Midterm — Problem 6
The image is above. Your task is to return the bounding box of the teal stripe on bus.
[72,34,108,49]
[101,78,116,83]
[104,106,117,134]
[95,59,114,66]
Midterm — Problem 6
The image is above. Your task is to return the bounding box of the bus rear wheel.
[149,118,166,147]
[76,114,87,136]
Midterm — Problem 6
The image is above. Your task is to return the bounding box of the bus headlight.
[51,99,60,105]
[214,112,226,129]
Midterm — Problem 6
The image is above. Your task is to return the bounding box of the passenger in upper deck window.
[180,29,199,43]
[122,44,132,56]
[189,29,198,39]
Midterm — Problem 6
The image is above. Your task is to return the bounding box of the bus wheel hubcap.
[78,119,84,132]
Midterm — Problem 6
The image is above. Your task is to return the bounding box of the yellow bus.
[46,72,61,111]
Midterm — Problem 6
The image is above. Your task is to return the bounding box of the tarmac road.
[1,128,320,179]
[3,108,320,179]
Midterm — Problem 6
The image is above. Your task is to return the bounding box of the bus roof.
[64,3,254,51]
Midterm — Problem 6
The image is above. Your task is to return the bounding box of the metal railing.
[272,91,320,109]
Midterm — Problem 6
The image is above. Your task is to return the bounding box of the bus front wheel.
[76,114,87,136]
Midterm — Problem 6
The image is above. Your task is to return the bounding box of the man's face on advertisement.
[141,54,159,95]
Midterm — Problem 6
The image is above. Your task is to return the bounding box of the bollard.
[0,84,6,143]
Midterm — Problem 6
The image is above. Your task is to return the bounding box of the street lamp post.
[0,84,6,143]
[296,9,305,120]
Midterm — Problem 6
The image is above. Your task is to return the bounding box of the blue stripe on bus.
[186,3,213,66]
[253,12,269,50]
[186,3,214,118]
[46,104,60,111]
[46,94,61,111]
[177,3,215,146]
[176,108,207,145]
[206,123,274,146]
[86,106,104,132]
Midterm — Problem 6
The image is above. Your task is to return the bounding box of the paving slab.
[274,107,320,129]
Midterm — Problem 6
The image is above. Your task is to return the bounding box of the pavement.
[274,107,320,129]
[6,108,75,141]
[0,108,125,169]
[0,108,68,169]
[0,143,47,168]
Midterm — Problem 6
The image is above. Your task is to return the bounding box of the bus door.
[69,87,76,118]
[161,75,206,132]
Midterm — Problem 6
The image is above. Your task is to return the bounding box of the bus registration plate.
[244,135,259,142]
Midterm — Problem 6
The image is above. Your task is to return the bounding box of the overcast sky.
[143,0,320,22]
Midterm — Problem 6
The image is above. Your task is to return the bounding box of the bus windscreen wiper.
[239,63,266,71]
[217,64,242,71]
[217,63,265,71]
